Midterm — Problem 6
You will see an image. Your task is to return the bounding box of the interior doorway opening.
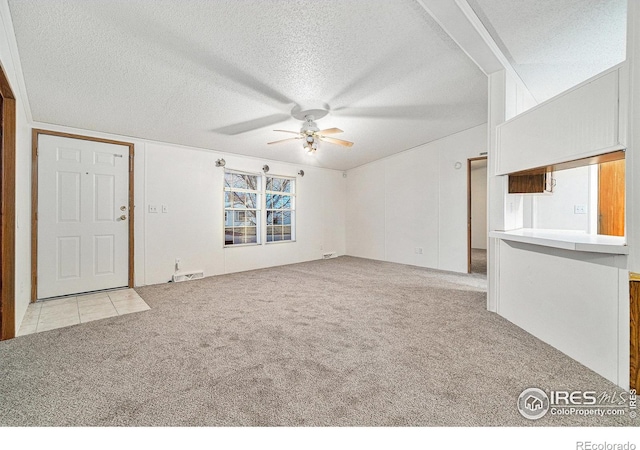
[468,157,488,275]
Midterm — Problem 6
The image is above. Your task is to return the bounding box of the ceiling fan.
[267,103,353,155]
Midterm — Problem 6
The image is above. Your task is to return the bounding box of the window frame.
[223,169,262,247]
[222,170,297,248]
[265,175,296,244]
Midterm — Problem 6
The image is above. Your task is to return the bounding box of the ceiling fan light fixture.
[269,105,353,152]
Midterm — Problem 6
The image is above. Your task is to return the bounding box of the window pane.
[224,191,232,208]
[268,194,290,209]
[283,226,292,241]
[246,175,258,190]
[245,210,257,226]
[233,229,244,245]
[266,194,273,209]
[266,177,293,193]
[245,193,257,209]
[224,172,233,188]
[225,211,232,226]
[232,173,246,189]
[225,228,234,245]
[234,211,245,226]
[272,211,283,224]
[233,192,245,208]
[283,211,291,225]
[273,226,283,241]
[245,227,257,244]
[266,210,273,225]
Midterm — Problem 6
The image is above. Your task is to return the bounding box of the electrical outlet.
[415,247,423,254]
[148,204,158,213]
[162,204,169,213]
[574,205,587,214]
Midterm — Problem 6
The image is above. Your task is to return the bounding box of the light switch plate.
[574,205,587,214]
[148,205,158,213]
[162,205,169,213]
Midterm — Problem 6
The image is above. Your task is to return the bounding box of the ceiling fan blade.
[273,130,301,135]
[267,137,302,145]
[317,128,343,135]
[213,114,290,135]
[318,136,354,147]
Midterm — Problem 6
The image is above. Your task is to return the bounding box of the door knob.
[120,215,127,221]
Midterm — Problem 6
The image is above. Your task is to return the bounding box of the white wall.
[143,142,346,285]
[498,241,626,385]
[346,124,487,273]
[0,4,33,331]
[22,128,346,289]
[470,162,487,249]
[488,65,631,387]
[531,166,592,232]
[497,68,624,175]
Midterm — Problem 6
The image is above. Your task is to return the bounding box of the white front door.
[37,134,130,299]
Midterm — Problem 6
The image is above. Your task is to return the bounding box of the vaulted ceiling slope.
[6,1,628,170]
[7,0,488,170]
[469,0,627,102]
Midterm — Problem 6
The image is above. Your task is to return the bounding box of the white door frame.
[31,129,135,302]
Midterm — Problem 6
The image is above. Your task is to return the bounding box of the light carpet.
[0,256,633,426]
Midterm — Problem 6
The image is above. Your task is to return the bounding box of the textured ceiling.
[7,0,488,170]
[468,0,627,102]
[9,1,625,169]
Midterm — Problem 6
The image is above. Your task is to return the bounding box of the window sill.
[266,240,296,245]
[224,243,260,248]
[489,229,628,255]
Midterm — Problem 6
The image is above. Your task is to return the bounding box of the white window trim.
[223,169,261,248]
[222,171,297,248]
[264,175,296,244]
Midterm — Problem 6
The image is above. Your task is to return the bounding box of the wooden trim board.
[31,129,135,301]
[631,280,640,391]
[509,150,625,177]
[0,66,16,340]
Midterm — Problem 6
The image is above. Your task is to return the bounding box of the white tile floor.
[17,289,150,336]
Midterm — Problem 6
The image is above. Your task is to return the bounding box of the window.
[223,172,296,246]
[224,171,260,246]
[266,176,295,243]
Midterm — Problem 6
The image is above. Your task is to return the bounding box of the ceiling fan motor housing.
[291,101,330,121]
